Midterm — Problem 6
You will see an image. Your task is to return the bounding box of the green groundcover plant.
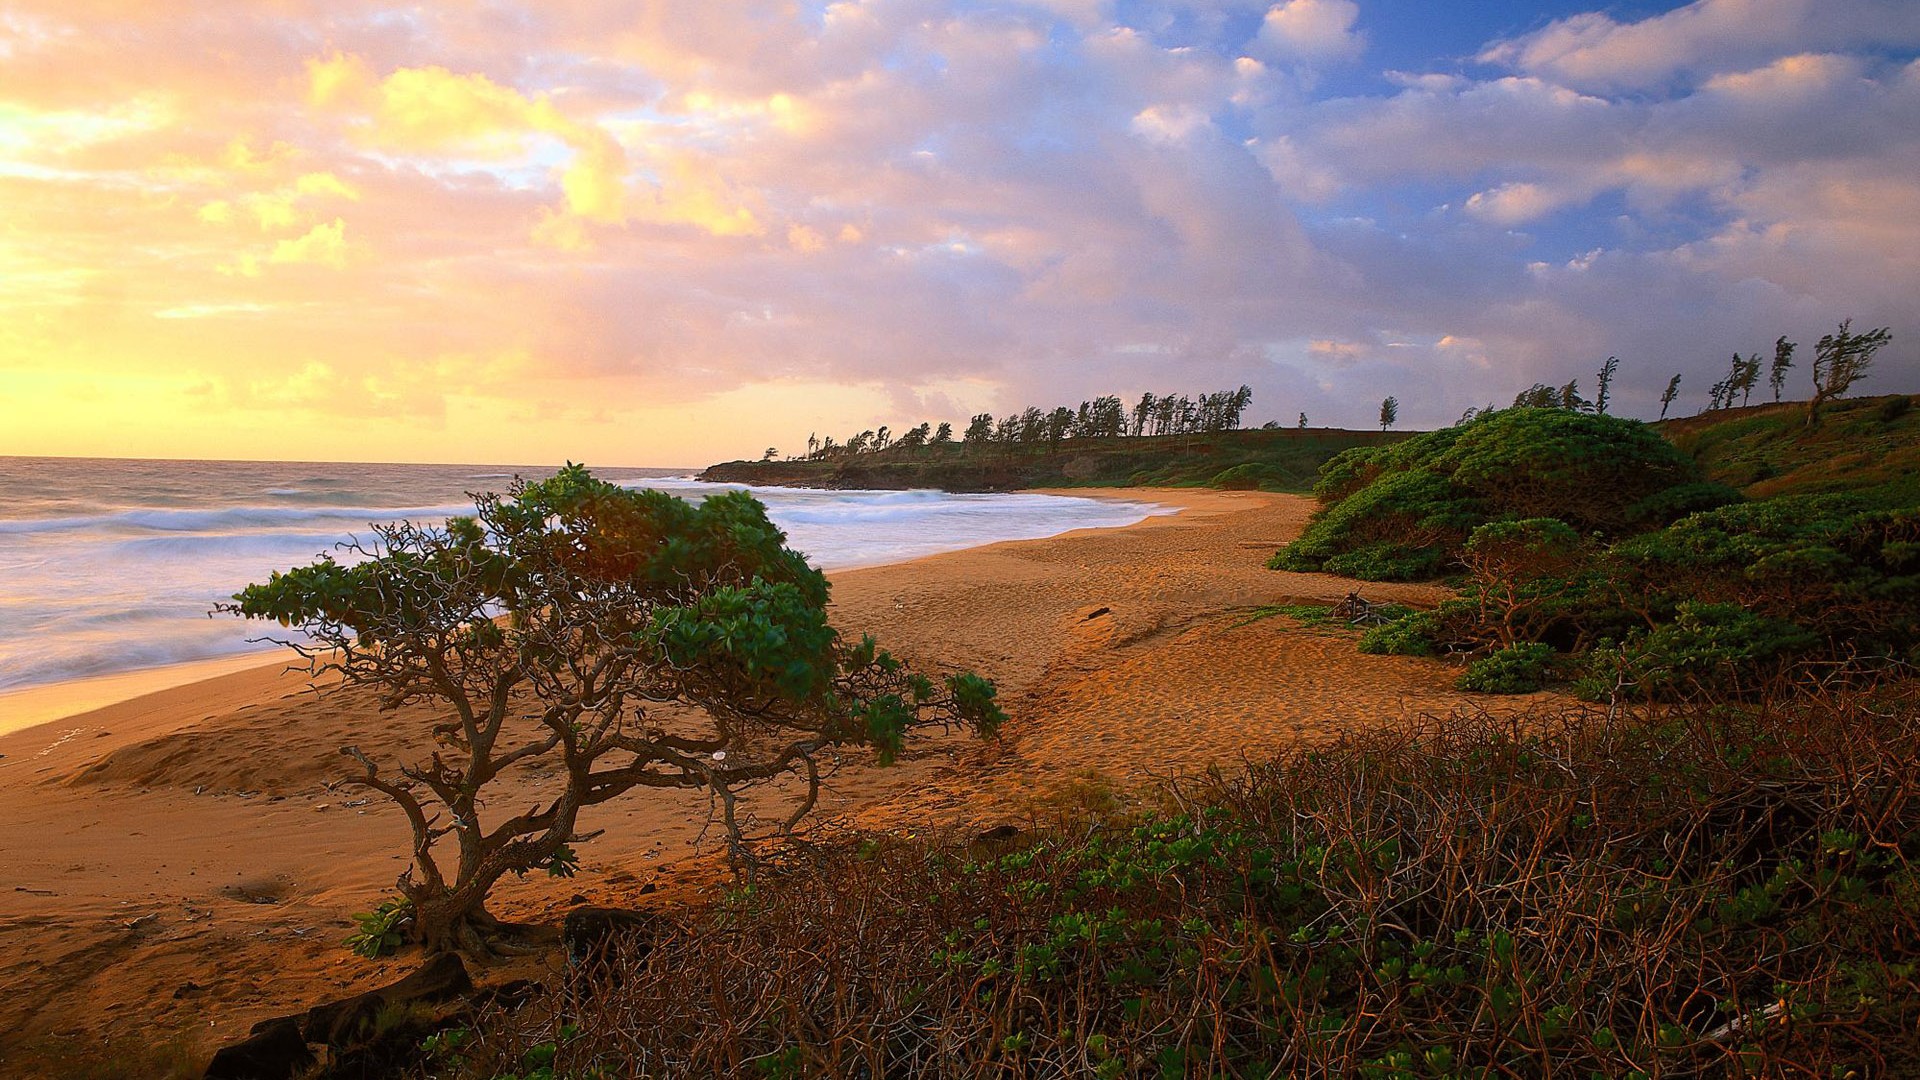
[418,683,1920,1078]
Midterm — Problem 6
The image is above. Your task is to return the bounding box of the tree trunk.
[408,879,511,956]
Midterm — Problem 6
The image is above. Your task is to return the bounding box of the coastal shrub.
[1207,461,1292,490]
[1608,496,1920,656]
[1621,480,1743,527]
[1271,468,1485,579]
[222,465,1004,955]
[425,685,1920,1078]
[1357,610,1441,655]
[1456,641,1558,693]
[1594,603,1823,699]
[1310,444,1387,502]
[1277,408,1705,581]
[1437,408,1696,531]
[1457,517,1592,648]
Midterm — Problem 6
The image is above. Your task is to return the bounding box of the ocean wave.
[0,633,279,693]
[0,476,1168,693]
[102,532,360,560]
[0,501,473,536]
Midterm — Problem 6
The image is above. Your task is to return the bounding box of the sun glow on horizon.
[1,1,1914,463]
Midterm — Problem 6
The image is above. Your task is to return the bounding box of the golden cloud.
[269,218,350,268]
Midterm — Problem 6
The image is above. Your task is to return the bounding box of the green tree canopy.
[224,465,1004,954]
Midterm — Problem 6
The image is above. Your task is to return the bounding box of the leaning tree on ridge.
[224,465,1004,955]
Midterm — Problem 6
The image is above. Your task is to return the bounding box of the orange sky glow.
[2,1,1915,464]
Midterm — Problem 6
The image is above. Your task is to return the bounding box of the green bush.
[1358,611,1441,656]
[1208,462,1293,490]
[1456,642,1558,693]
[1310,445,1387,502]
[347,897,414,958]
[1319,543,1447,581]
[1609,497,1920,654]
[1622,481,1743,527]
[1436,408,1697,531]
[1609,603,1820,697]
[1273,468,1487,580]
[1279,409,1706,581]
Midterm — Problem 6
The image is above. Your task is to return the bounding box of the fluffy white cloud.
[1257,0,1365,63]
[1480,0,1920,92]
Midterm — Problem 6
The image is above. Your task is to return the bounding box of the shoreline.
[0,486,1226,743]
[0,652,288,739]
[0,484,1489,1062]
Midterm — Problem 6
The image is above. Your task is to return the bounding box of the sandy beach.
[0,488,1519,1067]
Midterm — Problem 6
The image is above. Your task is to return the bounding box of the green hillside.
[1660,394,1920,506]
[701,427,1409,492]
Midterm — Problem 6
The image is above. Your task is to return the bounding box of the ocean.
[0,457,1170,694]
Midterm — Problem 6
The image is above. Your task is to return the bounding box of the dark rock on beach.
[202,1016,314,1080]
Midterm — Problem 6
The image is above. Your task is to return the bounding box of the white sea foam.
[0,459,1168,693]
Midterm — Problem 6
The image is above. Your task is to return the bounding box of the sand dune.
[0,489,1528,1065]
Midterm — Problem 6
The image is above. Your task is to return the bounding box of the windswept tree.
[1459,518,1592,649]
[1045,406,1073,450]
[1729,353,1763,407]
[1512,384,1559,409]
[1379,396,1399,430]
[1086,395,1126,437]
[1768,337,1795,403]
[1132,393,1156,437]
[962,413,994,450]
[1659,374,1682,420]
[931,421,954,448]
[1806,319,1892,428]
[1594,356,1619,416]
[1017,406,1046,443]
[223,467,1004,955]
[1227,384,1254,429]
[894,423,930,455]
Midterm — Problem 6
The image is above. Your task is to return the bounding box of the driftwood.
[1331,591,1390,626]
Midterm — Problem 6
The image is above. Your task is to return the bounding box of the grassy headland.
[701,427,1408,492]
[1661,393,1920,506]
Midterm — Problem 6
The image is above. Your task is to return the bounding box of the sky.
[1,0,1916,466]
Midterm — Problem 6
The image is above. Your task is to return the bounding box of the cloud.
[308,54,637,230]
[1464,182,1577,226]
[269,218,350,268]
[1257,0,1365,63]
[0,0,1914,462]
[1479,0,1920,93]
